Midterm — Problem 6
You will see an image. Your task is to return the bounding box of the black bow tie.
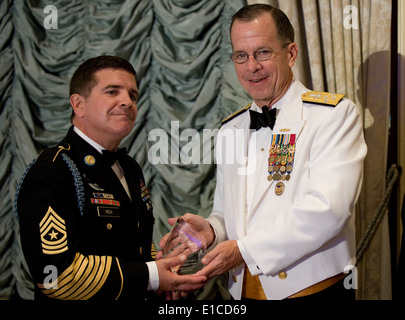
[249,106,277,130]
[102,148,127,166]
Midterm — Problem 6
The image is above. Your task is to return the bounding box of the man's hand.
[156,255,207,292]
[157,213,215,259]
[179,213,215,247]
[195,240,244,279]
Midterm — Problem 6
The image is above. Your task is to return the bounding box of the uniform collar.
[251,79,295,114]
[73,126,105,154]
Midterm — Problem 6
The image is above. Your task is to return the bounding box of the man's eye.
[236,52,247,59]
[106,90,117,95]
[256,50,271,58]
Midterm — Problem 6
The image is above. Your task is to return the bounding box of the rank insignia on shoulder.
[39,206,68,255]
[302,91,345,107]
[221,104,252,125]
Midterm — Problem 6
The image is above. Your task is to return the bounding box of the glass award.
[162,218,207,275]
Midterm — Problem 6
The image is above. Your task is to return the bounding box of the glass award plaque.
[162,218,207,275]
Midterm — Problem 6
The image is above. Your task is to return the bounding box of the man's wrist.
[146,261,159,291]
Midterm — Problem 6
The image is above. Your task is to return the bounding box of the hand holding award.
[162,218,207,275]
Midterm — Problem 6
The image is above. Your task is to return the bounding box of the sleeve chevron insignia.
[39,206,68,255]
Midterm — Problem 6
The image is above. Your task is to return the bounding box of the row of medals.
[267,134,296,196]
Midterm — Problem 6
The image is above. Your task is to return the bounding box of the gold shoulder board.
[302,91,345,107]
[221,104,252,125]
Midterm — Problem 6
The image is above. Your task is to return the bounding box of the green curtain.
[0,0,248,299]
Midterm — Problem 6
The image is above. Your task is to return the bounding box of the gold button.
[139,247,143,255]
[261,148,265,152]
[232,275,237,283]
[106,223,112,230]
[278,271,287,279]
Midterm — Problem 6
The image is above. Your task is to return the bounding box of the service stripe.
[38,252,112,300]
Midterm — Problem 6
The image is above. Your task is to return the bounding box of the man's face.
[73,68,138,148]
[231,13,298,107]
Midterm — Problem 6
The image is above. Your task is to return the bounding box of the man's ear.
[70,94,85,118]
[287,43,299,68]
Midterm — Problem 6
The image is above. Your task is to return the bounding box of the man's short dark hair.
[230,4,295,44]
[69,55,137,98]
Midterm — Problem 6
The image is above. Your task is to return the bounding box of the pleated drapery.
[0,0,248,299]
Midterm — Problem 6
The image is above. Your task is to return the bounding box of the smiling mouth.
[249,76,268,83]
[112,113,134,121]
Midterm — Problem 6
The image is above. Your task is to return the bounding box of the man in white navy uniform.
[164,4,367,300]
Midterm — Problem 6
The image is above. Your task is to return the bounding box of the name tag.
[97,207,120,218]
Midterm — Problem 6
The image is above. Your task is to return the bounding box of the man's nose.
[246,55,263,72]
[120,92,133,108]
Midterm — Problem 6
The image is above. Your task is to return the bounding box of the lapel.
[220,109,251,238]
[63,128,134,208]
[118,156,145,210]
[248,81,307,220]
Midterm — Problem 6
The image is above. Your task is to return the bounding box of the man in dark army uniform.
[15,56,206,300]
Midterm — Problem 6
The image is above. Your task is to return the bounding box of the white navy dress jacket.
[207,80,367,300]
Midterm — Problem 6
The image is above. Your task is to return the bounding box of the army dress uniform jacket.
[207,80,367,300]
[15,127,155,300]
